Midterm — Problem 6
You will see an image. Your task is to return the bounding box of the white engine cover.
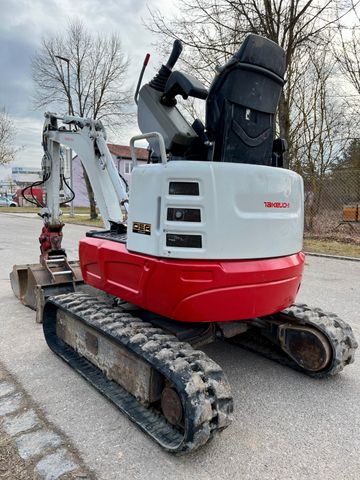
[127,161,304,260]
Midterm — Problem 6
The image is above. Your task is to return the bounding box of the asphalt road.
[0,212,359,480]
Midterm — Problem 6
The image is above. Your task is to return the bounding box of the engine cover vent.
[166,234,202,248]
[169,182,199,196]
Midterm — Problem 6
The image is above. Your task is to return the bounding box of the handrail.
[130,132,167,167]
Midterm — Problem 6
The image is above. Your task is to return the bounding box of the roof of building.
[108,144,148,160]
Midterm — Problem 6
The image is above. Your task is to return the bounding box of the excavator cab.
[137,34,287,166]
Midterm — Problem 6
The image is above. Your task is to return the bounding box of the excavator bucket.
[10,258,83,323]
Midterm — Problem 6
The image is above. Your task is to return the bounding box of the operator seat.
[205,34,286,166]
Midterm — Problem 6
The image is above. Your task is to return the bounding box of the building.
[11,167,42,186]
[0,179,17,197]
[72,143,148,207]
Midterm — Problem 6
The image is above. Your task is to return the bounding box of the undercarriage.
[42,291,357,453]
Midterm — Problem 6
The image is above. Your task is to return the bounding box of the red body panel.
[79,237,305,323]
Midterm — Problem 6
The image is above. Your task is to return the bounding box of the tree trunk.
[82,167,98,220]
[277,92,291,169]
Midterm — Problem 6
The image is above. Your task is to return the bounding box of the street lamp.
[55,55,74,217]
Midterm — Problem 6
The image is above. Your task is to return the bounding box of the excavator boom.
[10,112,129,316]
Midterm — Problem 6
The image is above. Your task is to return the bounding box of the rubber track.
[43,292,233,453]
[232,303,358,378]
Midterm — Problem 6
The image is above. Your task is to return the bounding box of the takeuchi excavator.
[10,34,358,453]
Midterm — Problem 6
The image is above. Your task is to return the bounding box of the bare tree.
[0,109,16,165]
[290,46,355,230]
[149,0,357,168]
[32,21,133,219]
[335,19,360,95]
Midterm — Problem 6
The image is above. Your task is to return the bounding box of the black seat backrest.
[205,34,286,165]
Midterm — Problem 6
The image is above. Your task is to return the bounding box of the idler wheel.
[278,324,332,372]
[161,386,183,426]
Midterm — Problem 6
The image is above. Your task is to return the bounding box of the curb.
[304,251,360,262]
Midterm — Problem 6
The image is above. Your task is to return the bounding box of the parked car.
[0,196,18,207]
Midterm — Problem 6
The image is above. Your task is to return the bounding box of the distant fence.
[303,169,360,243]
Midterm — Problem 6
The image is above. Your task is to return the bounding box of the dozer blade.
[10,261,83,323]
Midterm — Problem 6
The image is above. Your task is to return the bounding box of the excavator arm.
[10,112,130,319]
[41,112,128,229]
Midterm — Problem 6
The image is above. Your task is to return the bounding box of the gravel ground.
[0,213,359,480]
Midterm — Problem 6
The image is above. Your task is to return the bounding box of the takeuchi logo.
[264,201,290,209]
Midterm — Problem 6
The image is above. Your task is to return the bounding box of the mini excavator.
[10,34,358,453]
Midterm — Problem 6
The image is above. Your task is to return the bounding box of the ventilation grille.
[169,182,199,196]
[166,234,202,248]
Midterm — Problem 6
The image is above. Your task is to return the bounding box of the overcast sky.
[0,0,170,179]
